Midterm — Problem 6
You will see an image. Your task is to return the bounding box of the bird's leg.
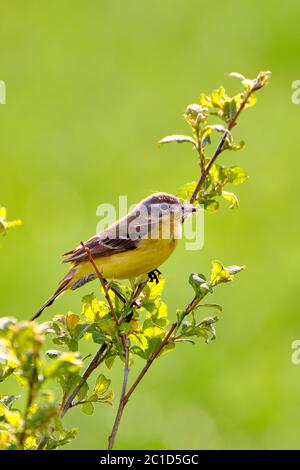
[147,269,162,284]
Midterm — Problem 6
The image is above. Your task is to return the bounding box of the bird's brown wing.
[62,235,139,264]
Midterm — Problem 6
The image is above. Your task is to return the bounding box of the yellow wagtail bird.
[32,192,196,320]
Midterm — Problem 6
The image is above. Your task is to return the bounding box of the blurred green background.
[1,0,300,450]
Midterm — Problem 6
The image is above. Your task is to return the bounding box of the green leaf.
[46,423,79,450]
[143,337,162,360]
[96,318,116,336]
[197,304,223,312]
[180,316,218,343]
[176,309,186,327]
[0,395,20,409]
[230,72,246,81]
[174,338,195,345]
[202,199,220,212]
[119,322,132,334]
[159,342,175,357]
[143,320,165,339]
[222,191,239,209]
[76,381,89,401]
[144,278,166,302]
[226,166,248,185]
[130,333,148,352]
[94,374,111,396]
[223,99,237,122]
[0,207,22,235]
[201,125,227,148]
[210,261,245,286]
[43,352,82,379]
[81,294,108,321]
[204,124,226,134]
[158,135,197,146]
[105,355,116,369]
[66,312,80,332]
[189,273,212,299]
[197,316,219,343]
[252,71,271,91]
[180,321,206,340]
[92,330,109,344]
[210,86,226,109]
[230,140,245,151]
[81,402,94,415]
[24,436,38,450]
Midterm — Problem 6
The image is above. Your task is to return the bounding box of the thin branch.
[124,323,177,404]
[190,89,252,204]
[107,335,130,450]
[104,279,127,304]
[36,435,47,451]
[80,241,119,324]
[61,342,108,417]
[68,399,97,408]
[123,296,198,403]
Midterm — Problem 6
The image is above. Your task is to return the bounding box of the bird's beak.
[181,201,198,219]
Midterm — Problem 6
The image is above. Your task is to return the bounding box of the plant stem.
[36,435,48,451]
[80,241,119,324]
[123,296,198,403]
[124,323,177,403]
[190,89,252,204]
[61,342,108,417]
[107,335,130,450]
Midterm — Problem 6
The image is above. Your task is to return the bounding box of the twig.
[36,435,47,451]
[104,279,127,304]
[80,241,119,324]
[107,335,130,450]
[124,323,177,404]
[61,342,108,417]
[123,296,198,403]
[190,89,252,204]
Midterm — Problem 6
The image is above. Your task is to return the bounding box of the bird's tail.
[31,267,76,321]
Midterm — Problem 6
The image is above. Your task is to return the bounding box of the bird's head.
[140,192,197,223]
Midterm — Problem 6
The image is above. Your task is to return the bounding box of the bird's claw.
[147,269,162,284]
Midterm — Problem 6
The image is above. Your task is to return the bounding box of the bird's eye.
[160,203,169,212]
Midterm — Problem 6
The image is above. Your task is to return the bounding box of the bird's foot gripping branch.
[0,71,270,450]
